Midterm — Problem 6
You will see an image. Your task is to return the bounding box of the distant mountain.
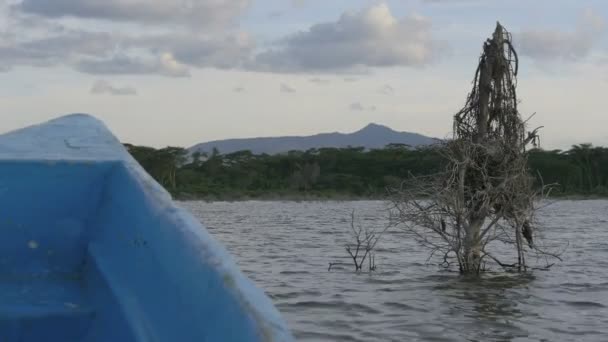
[189,123,439,155]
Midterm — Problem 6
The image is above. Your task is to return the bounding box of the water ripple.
[180,200,608,342]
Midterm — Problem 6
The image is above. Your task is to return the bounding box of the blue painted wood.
[0,114,293,342]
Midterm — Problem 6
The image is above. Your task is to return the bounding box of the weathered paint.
[0,114,293,342]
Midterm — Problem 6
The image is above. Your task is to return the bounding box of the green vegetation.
[528,144,608,196]
[124,143,608,200]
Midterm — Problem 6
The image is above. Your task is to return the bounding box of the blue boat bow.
[0,114,293,342]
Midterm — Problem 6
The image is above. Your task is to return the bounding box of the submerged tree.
[390,23,558,274]
[328,210,387,273]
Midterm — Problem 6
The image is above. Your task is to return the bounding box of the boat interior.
[0,161,258,341]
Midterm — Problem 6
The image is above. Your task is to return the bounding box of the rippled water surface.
[180,200,608,342]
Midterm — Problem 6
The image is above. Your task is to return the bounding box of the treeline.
[124,143,608,199]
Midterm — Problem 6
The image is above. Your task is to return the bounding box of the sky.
[0,0,606,149]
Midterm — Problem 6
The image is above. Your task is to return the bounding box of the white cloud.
[292,0,308,8]
[0,23,250,76]
[255,4,441,72]
[309,77,330,85]
[0,29,117,70]
[518,10,605,62]
[15,0,250,29]
[267,11,284,19]
[3,2,439,76]
[159,52,190,77]
[161,32,254,69]
[76,53,191,77]
[90,79,137,95]
[349,102,376,111]
[423,0,484,4]
[379,84,394,95]
[280,83,296,93]
[0,0,253,76]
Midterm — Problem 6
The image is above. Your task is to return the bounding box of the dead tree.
[329,210,387,272]
[389,22,559,274]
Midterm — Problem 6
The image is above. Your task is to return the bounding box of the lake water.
[180,200,608,342]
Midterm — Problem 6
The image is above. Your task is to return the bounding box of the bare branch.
[388,22,563,274]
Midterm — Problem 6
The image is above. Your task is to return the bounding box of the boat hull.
[0,114,293,341]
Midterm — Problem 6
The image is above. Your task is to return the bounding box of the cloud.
[90,79,137,95]
[3,2,438,76]
[255,4,441,72]
[0,20,249,75]
[343,77,358,82]
[423,0,484,4]
[0,30,117,70]
[233,86,245,92]
[350,102,364,111]
[518,10,605,62]
[292,0,308,8]
[280,83,296,93]
[268,11,284,19]
[76,53,191,77]
[379,84,394,95]
[158,52,191,76]
[1,0,253,76]
[349,102,376,111]
[15,0,250,28]
[309,77,330,85]
[160,32,254,69]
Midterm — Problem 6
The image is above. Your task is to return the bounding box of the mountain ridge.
[189,123,438,155]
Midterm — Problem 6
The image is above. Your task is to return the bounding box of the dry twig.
[389,22,562,274]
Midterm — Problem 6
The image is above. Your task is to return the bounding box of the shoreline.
[174,193,385,202]
[174,192,608,202]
